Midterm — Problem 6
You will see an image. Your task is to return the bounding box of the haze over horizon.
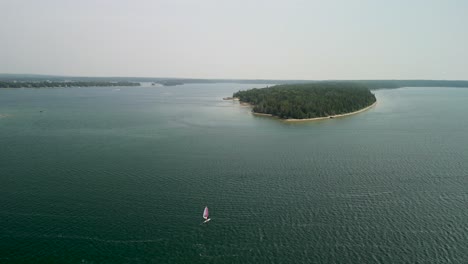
[2,0,468,80]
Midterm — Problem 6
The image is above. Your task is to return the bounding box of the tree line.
[0,81,140,88]
[233,82,376,119]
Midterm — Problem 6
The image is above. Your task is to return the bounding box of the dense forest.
[0,81,140,88]
[233,83,376,119]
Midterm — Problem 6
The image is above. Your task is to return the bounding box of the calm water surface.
[0,85,467,263]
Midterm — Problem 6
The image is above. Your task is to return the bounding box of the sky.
[1,0,468,79]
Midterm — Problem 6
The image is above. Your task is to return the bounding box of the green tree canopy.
[233,82,376,119]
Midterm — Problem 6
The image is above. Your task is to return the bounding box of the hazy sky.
[1,0,468,79]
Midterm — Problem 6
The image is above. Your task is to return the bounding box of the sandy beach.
[252,112,273,117]
[223,97,240,101]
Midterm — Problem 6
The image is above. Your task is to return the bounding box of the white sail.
[203,206,209,220]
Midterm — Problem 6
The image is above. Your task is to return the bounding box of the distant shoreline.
[0,81,140,88]
[3,74,468,89]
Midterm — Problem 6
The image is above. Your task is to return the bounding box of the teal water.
[0,85,467,263]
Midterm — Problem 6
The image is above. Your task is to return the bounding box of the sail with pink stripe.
[203,206,209,220]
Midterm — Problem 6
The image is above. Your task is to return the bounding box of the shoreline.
[284,101,377,122]
[244,101,377,122]
[223,97,240,101]
[224,96,377,122]
[252,112,273,117]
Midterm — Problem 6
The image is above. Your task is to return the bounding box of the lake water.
[0,84,467,263]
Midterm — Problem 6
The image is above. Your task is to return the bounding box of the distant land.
[232,83,376,120]
[0,80,140,88]
[2,73,468,89]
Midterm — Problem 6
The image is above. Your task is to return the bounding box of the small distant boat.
[202,206,211,223]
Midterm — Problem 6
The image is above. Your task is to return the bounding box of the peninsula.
[233,83,377,120]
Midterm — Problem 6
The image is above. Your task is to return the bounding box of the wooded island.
[233,83,376,120]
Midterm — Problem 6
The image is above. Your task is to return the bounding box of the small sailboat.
[202,206,211,223]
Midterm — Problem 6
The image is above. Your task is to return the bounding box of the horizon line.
[1,73,468,82]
